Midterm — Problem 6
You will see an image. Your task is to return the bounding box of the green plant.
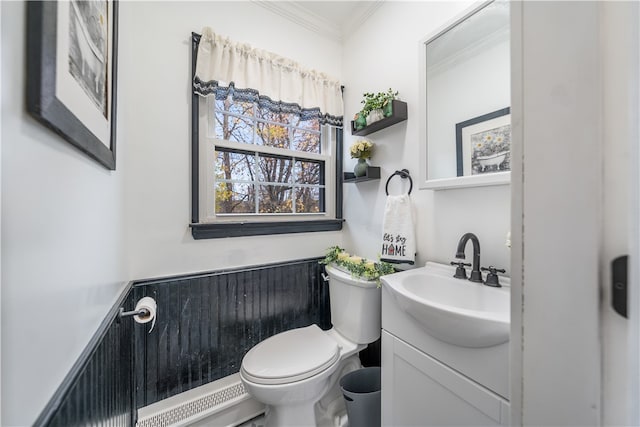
[360,88,398,117]
[320,246,396,286]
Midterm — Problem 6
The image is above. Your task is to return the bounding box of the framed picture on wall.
[27,0,119,170]
[455,107,511,177]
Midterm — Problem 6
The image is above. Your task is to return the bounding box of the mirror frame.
[418,0,511,190]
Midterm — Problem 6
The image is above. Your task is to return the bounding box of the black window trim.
[190,32,343,239]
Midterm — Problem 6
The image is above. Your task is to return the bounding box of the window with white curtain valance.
[193,27,344,127]
[190,29,344,239]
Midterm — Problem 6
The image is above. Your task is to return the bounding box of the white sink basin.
[381,262,510,348]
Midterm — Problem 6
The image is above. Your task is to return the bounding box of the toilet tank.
[325,265,381,344]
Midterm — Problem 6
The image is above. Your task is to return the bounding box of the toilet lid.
[241,325,340,385]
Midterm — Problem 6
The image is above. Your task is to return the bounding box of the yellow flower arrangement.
[348,255,363,263]
[320,246,395,285]
[349,139,374,159]
[337,251,350,261]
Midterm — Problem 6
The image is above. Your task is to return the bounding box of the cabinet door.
[382,331,509,426]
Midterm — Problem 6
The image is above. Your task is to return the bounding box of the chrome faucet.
[455,233,482,283]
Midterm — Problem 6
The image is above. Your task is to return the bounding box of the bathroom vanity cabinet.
[382,332,509,426]
[381,285,510,426]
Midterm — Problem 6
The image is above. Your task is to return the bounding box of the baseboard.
[136,373,264,427]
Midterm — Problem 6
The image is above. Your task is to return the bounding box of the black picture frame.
[455,107,510,177]
[27,0,119,171]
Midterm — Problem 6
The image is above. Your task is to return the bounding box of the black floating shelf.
[351,100,408,136]
[343,166,381,183]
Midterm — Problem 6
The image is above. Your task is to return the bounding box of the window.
[208,95,331,217]
[190,33,343,239]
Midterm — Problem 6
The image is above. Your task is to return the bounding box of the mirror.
[421,1,510,189]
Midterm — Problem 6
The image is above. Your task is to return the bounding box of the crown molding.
[251,1,384,42]
[340,1,384,40]
[252,1,342,41]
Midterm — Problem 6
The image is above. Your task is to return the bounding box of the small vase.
[354,158,368,177]
[366,109,384,126]
[383,100,393,117]
[354,113,367,130]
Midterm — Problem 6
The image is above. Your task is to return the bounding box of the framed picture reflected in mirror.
[456,107,511,177]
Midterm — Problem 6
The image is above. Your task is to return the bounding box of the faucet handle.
[451,261,471,279]
[481,266,505,287]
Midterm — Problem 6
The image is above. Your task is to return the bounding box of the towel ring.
[385,169,413,195]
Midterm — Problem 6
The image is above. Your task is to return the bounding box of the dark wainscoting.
[34,284,137,427]
[132,258,331,408]
[34,257,348,425]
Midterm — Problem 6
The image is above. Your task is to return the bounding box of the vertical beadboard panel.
[35,288,136,427]
[134,258,329,408]
[33,258,332,424]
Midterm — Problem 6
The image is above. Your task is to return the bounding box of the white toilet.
[240,264,381,427]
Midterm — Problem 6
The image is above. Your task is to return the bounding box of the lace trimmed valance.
[193,27,343,126]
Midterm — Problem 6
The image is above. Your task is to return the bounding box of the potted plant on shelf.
[350,139,374,177]
[356,88,399,128]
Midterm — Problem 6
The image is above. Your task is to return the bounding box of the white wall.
[514,2,601,425]
[1,2,129,425]
[341,1,511,274]
[630,3,640,421]
[629,5,640,424]
[0,2,537,425]
[601,2,635,425]
[428,38,511,179]
[119,1,343,280]
[512,3,639,425]
[0,3,3,422]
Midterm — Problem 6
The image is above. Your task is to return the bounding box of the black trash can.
[339,367,381,427]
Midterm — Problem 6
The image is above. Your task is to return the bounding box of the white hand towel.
[380,194,416,264]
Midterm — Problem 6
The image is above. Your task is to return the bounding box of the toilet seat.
[241,325,340,385]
